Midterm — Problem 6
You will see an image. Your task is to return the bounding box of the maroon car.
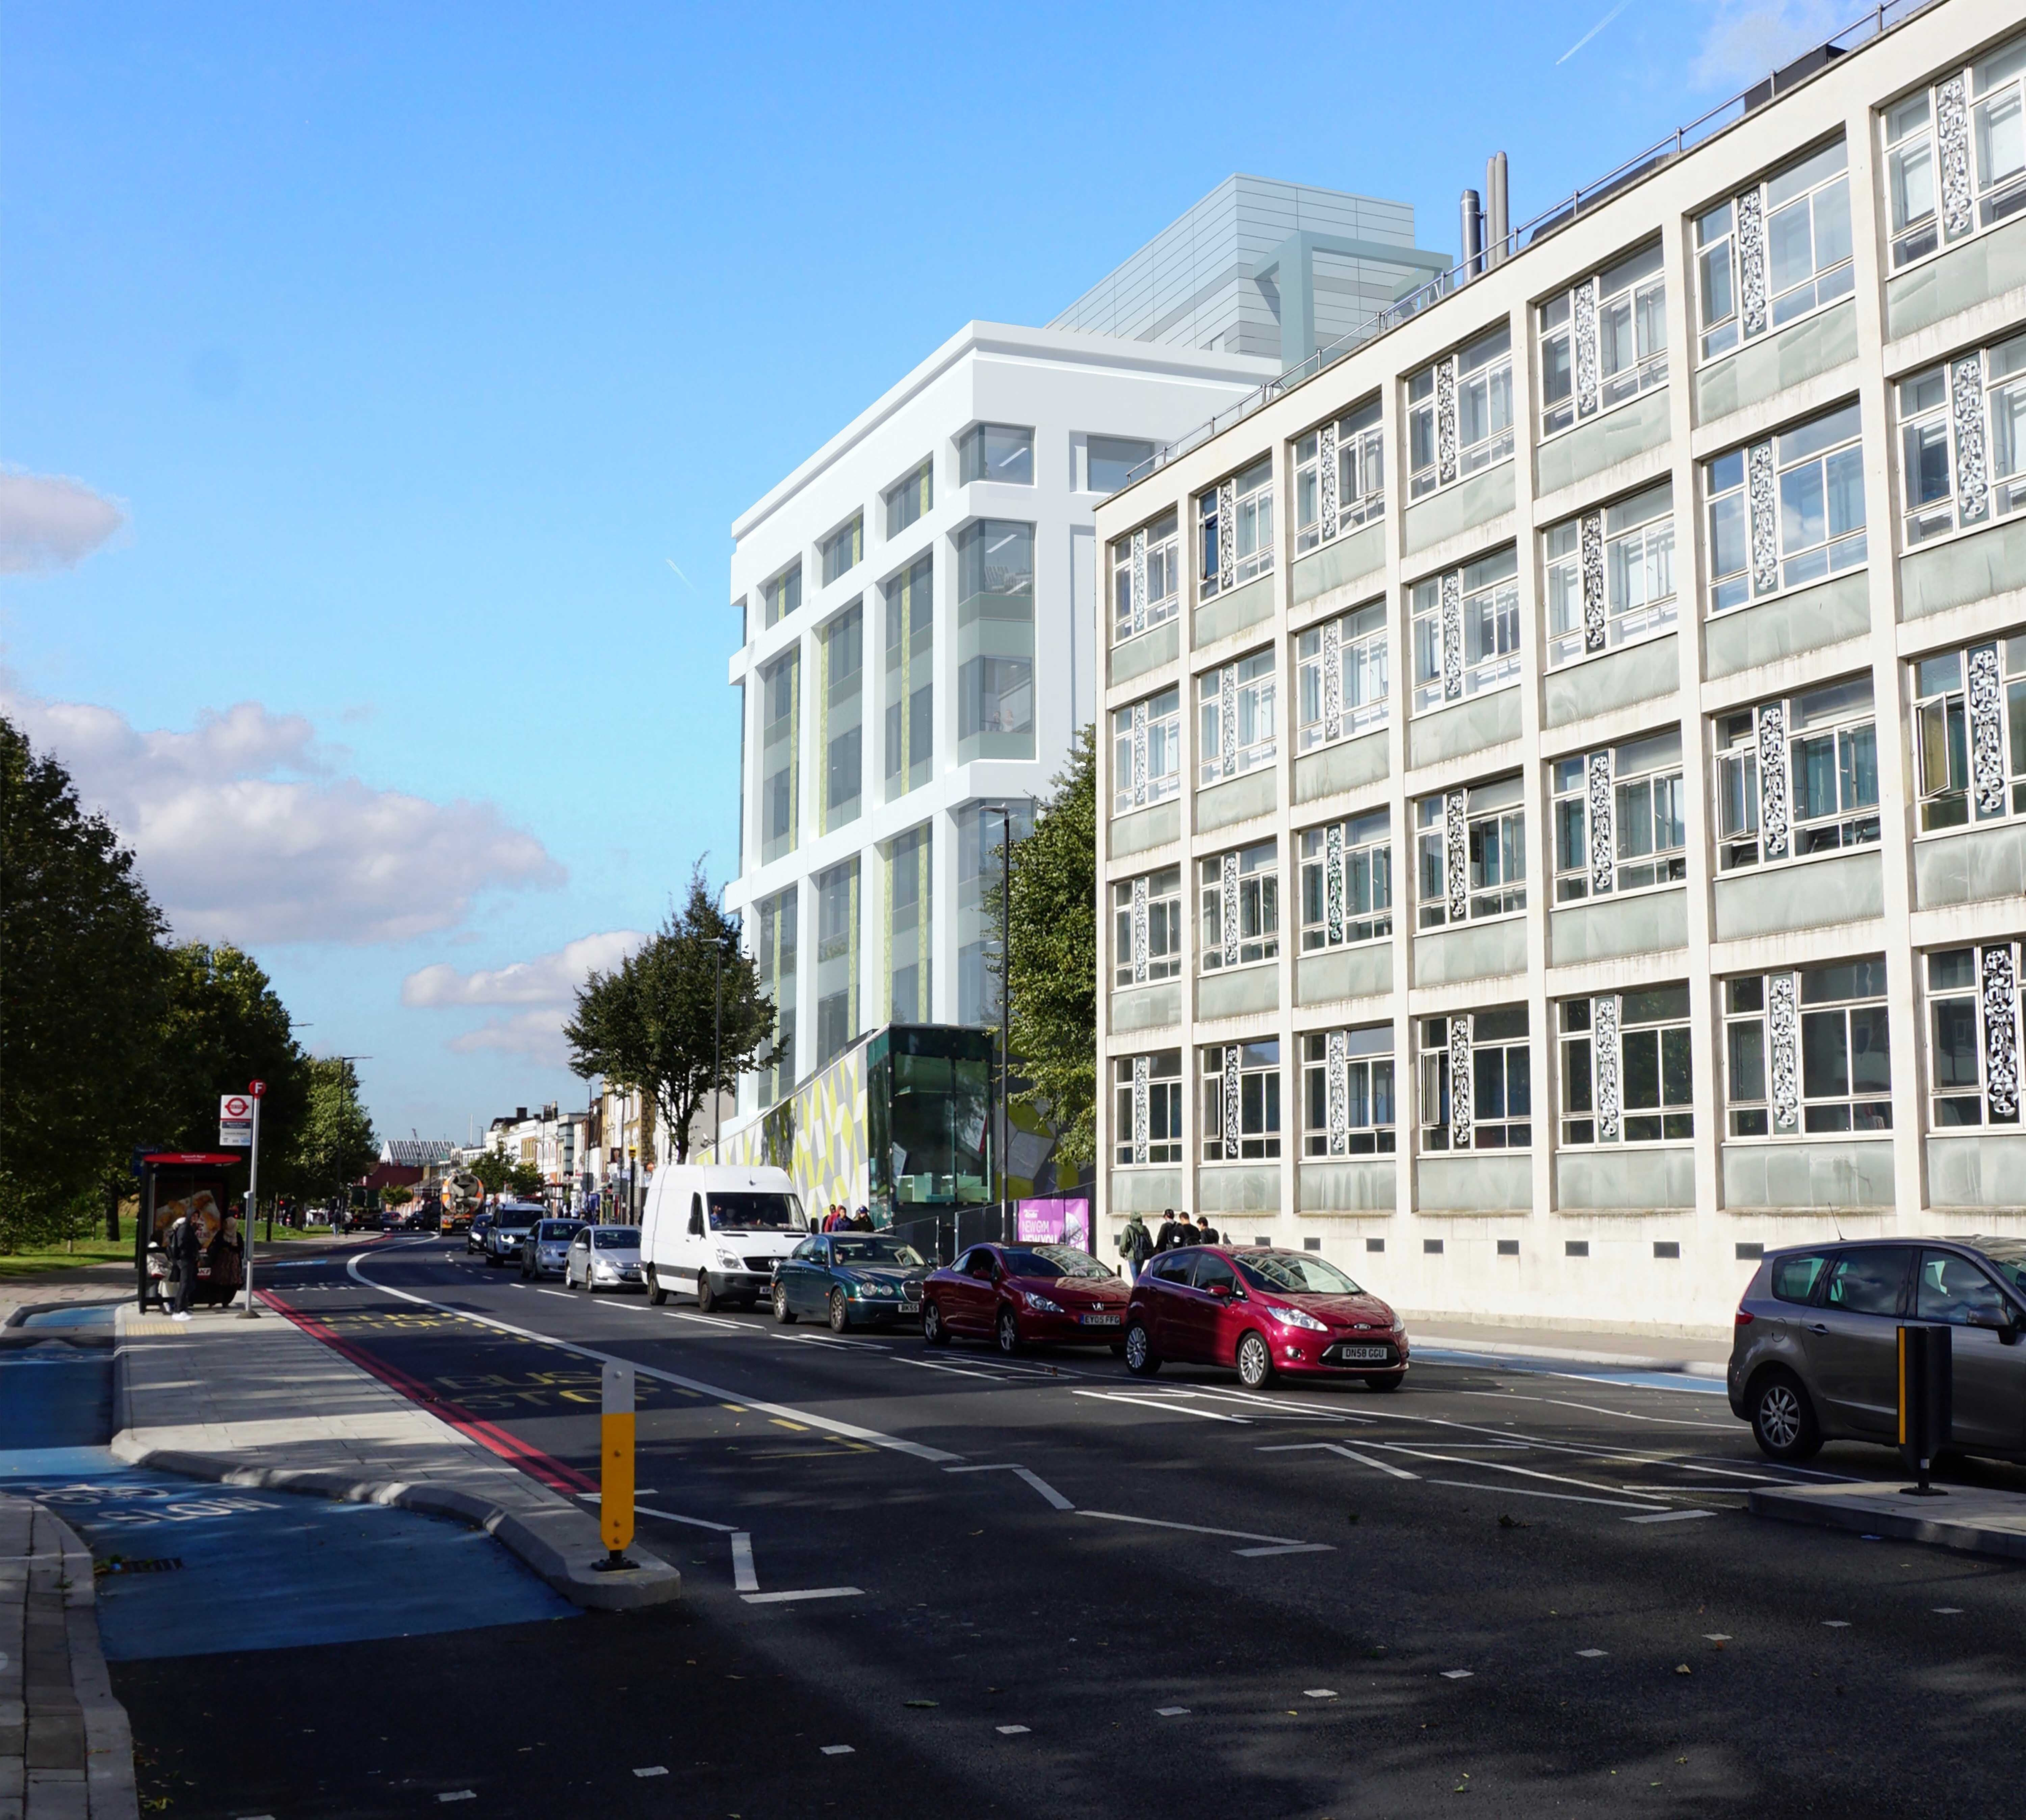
[922,1243,1131,1354]
[1124,1246,1409,1390]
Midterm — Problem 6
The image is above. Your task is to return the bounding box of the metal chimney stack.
[1485,152,1510,267]
[1459,188,1484,282]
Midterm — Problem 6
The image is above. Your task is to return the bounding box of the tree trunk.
[104,1179,121,1243]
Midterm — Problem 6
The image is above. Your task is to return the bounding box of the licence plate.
[898,1301,920,1315]
[1079,1313,1122,1327]
[1337,1344,1390,1362]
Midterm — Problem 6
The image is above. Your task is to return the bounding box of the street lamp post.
[710,934,731,1162]
[984,806,1023,1237]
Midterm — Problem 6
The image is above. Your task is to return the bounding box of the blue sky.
[1,0,1833,1141]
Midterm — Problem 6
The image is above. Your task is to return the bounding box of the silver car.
[1729,1236,2026,1463]
[565,1225,643,1292]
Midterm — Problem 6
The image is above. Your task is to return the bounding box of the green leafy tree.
[381,1185,414,1209]
[508,1161,544,1197]
[566,865,775,1163]
[289,1058,379,1207]
[468,1148,513,1194]
[992,726,1097,1164]
[0,717,170,1251]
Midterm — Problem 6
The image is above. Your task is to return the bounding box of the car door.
[958,1248,1003,1333]
[1915,1248,2026,1453]
[1810,1247,1918,1435]
[1140,1250,1199,1355]
[567,1231,590,1284]
[1181,1252,1243,1365]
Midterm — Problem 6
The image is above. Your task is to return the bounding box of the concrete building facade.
[1092,0,2026,1333]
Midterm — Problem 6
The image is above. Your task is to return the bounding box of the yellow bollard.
[601,1359,636,1564]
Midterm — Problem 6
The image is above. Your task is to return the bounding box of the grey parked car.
[565,1225,643,1291]
[1729,1236,2026,1463]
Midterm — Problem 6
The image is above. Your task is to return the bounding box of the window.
[821,518,862,586]
[1539,241,1667,437]
[1297,602,1388,748]
[1199,841,1279,971]
[886,824,932,1023]
[820,604,863,832]
[1088,436,1156,494]
[1705,402,1866,614]
[1694,139,1853,361]
[1912,635,2026,830]
[1543,481,1675,668]
[882,554,933,800]
[1408,325,1512,500]
[1898,331,2026,546]
[1198,457,1274,598]
[1724,957,1891,1137]
[1417,774,1524,928]
[959,423,1033,487]
[1917,1249,2016,1326]
[1824,1248,1913,1316]
[1197,651,1276,786]
[1114,1051,1184,1164]
[955,521,1034,762]
[1559,984,1693,1145]
[1111,686,1181,815]
[755,886,798,1105]
[1111,510,1180,644]
[759,643,800,864]
[1299,807,1392,950]
[1926,944,2024,1129]
[1303,1025,1396,1156]
[1881,31,2026,270]
[1112,866,1183,988]
[1294,398,1384,552]
[1201,1040,1282,1160]
[814,858,859,1069]
[1411,547,1519,714]
[1551,727,1685,901]
[1715,675,1878,871]
[1420,1007,1530,1151]
[761,562,802,629]
[885,459,932,538]
[957,800,1033,1026]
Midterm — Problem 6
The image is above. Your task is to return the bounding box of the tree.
[993,726,1097,1165]
[0,716,170,1251]
[381,1185,414,1209]
[468,1148,512,1194]
[507,1161,544,1198]
[565,864,775,1164]
[288,1058,378,1208]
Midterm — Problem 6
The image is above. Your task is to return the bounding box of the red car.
[922,1243,1131,1354]
[1123,1246,1409,1390]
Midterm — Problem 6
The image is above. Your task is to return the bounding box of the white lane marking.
[1166,1386,1372,1424]
[730,1532,758,1592]
[534,1289,571,1299]
[1933,1607,1964,1615]
[1072,1390,1250,1423]
[1704,1632,1733,1640]
[1367,1442,1669,1505]
[995,1725,1031,1736]
[574,1494,736,1533]
[1425,1478,1661,1512]
[1577,1649,1608,1658]
[1625,1508,1717,1525]
[1259,1441,1420,1481]
[1441,1669,1473,1680]
[668,1311,746,1330]
[779,1333,892,1352]
[1823,1619,1851,1628]
[820,1744,855,1756]
[945,1463,1075,1510]
[1303,1689,1339,1698]
[1080,1510,1313,1548]
[438,1794,476,1804]
[1232,1541,1335,1558]
[1155,1706,1189,1716]
[742,1586,864,1604]
[632,1766,668,1778]
[345,1252,965,1464]
[892,1355,1010,1382]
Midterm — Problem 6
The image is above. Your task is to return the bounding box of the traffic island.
[1749,1480,2026,1563]
[109,1304,680,1611]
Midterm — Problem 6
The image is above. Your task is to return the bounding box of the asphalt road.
[110,1237,2026,1818]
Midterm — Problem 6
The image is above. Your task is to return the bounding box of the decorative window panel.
[1110,686,1182,816]
[1927,943,2024,1129]
[1198,457,1273,600]
[1898,330,2026,547]
[1294,397,1384,552]
[1912,633,2026,832]
[1543,480,1675,669]
[1715,674,1879,872]
[1201,1039,1282,1161]
[1199,841,1279,971]
[1114,1051,1184,1165]
[1420,1007,1530,1153]
[1694,138,1852,363]
[1410,546,1520,715]
[1538,241,1667,437]
[1705,401,1866,615]
[1416,775,1524,929]
[1112,865,1183,988]
[1408,325,1512,500]
[1725,957,1891,1138]
[1110,510,1181,644]
[1196,651,1277,786]
[1302,1025,1397,1156]
[1560,983,1693,1146]
[1296,601,1389,750]
[1551,726,1686,902]
[1299,807,1392,950]
[1881,31,2026,272]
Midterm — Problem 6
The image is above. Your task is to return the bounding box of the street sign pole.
[239,1082,267,1319]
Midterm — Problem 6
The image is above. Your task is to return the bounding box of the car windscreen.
[537,1222,580,1240]
[829,1239,925,1267]
[997,1248,1087,1279]
[1236,1252,1365,1295]
[707,1192,805,1232]
[593,1228,639,1250]
[494,1210,537,1229]
[1025,1245,1112,1280]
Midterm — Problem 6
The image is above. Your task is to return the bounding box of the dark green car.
[772,1234,929,1332]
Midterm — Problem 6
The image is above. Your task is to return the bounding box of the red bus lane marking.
[256,1289,596,1495]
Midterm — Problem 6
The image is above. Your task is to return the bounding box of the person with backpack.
[1117,1212,1152,1279]
[1195,1214,1221,1245]
[1155,1208,1192,1252]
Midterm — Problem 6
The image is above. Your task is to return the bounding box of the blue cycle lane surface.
[1,1302,577,1662]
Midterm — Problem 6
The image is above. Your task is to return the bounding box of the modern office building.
[1093,0,2026,1333]
[722,181,1448,1150]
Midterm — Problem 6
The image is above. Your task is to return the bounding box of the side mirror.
[1207,1282,1233,1299]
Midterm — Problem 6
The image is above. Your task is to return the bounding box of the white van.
[641,1163,810,1312]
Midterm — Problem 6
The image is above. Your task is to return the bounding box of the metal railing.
[1122,0,1932,490]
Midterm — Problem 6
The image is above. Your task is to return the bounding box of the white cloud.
[1693,0,1843,89]
[403,930,647,1064]
[1,679,563,946]
[0,470,128,574]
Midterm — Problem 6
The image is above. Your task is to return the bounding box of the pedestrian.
[210,1210,245,1309]
[852,1206,875,1231]
[1117,1212,1152,1280]
[1195,1214,1220,1245]
[166,1212,202,1318]
[1155,1208,1191,1252]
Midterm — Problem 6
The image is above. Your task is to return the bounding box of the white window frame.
[1200,1040,1282,1161]
[1299,806,1393,951]
[1543,481,1676,669]
[1559,983,1694,1148]
[1110,509,1181,645]
[884,458,933,539]
[1715,675,1880,873]
[1880,31,2026,274]
[1538,240,1667,439]
[1408,325,1513,500]
[959,423,1034,487]
[1551,727,1686,903]
[1694,137,1854,364]
[1415,775,1525,930]
[1898,329,2026,548]
[1302,1025,1397,1157]
[1723,958,1892,1139]
[1112,865,1183,989]
[1704,401,1867,616]
[1196,651,1276,787]
[1199,841,1279,972]
[1926,942,2024,1131]
[1296,601,1389,749]
[1110,686,1182,816]
[820,517,862,587]
[1912,633,2026,834]
[1419,1007,1531,1153]
[1198,457,1274,600]
[1113,1051,1184,1165]
[1294,397,1384,553]
[1411,547,1520,716]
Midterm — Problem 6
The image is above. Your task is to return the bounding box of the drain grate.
[95,1556,183,1576]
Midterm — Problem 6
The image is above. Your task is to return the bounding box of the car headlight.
[867,1281,895,1297]
[716,1250,742,1270]
[1023,1291,1065,1315]
[1269,1304,1329,1332]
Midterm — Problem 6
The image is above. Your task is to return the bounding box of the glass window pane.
[1801,1009,1850,1099]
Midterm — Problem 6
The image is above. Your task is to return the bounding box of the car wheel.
[773,1284,797,1325]
[923,1300,950,1346]
[1363,1374,1404,1393]
[1237,1330,1274,1390]
[696,1272,716,1314]
[830,1291,852,1334]
[1750,1369,1822,1462]
[1124,1322,1160,1376]
[995,1308,1021,1355]
[647,1268,667,1307]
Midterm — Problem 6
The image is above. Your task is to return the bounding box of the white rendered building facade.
[1094,0,2026,1333]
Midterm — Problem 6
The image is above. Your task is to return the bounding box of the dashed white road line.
[1259,1441,1420,1481]
[820,1744,855,1756]
[730,1531,758,1592]
[945,1463,1075,1510]
[743,1586,865,1605]
[1425,1478,1662,1513]
[1079,1509,1327,1554]
[1625,1508,1717,1524]
[1072,1390,1250,1423]
[632,1766,668,1778]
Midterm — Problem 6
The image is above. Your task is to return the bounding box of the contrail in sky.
[665,558,697,593]
[1557,0,1631,63]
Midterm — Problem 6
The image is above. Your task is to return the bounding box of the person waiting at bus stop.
[210,1208,245,1308]
[165,1210,203,1318]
